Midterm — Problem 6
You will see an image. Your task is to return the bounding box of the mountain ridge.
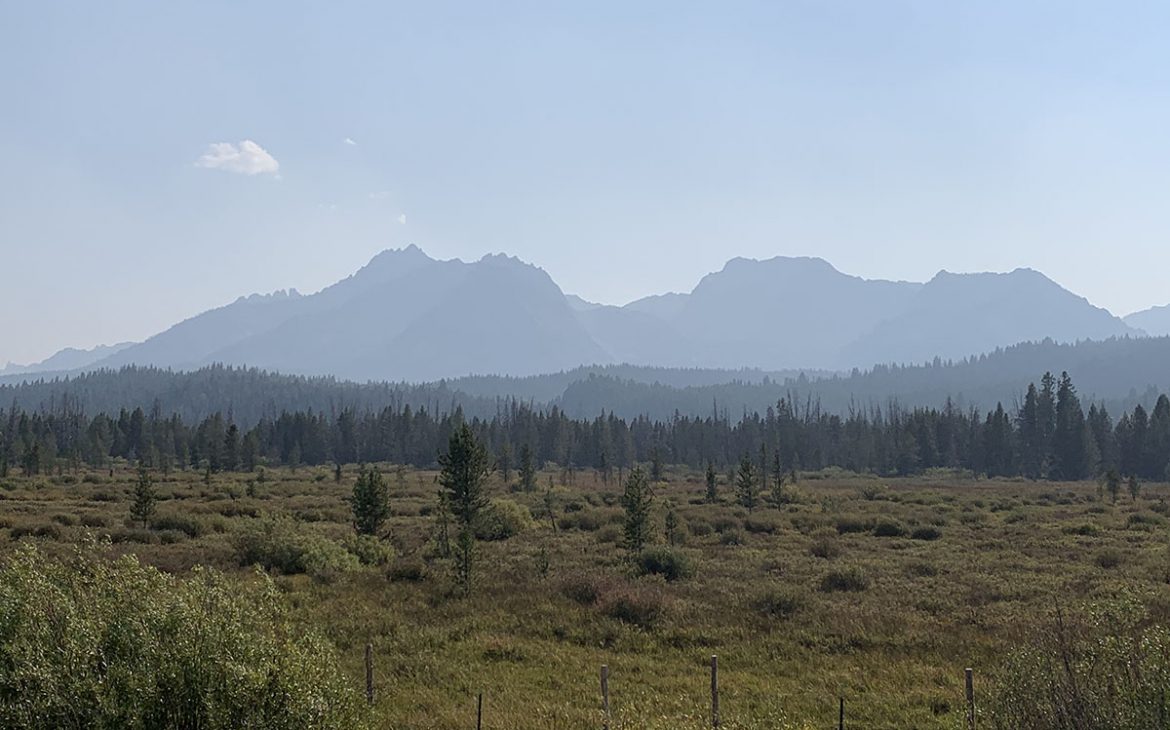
[20,247,1150,381]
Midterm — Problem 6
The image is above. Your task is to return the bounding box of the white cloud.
[368,190,392,200]
[397,213,407,225]
[344,137,357,146]
[195,140,280,176]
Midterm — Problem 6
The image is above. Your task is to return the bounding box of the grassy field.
[1,464,1168,729]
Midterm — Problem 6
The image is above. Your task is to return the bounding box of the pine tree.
[130,466,157,528]
[1128,474,1141,502]
[735,454,757,513]
[620,466,654,554]
[1052,372,1087,481]
[650,447,663,482]
[498,443,512,485]
[351,467,390,536]
[664,502,681,546]
[438,423,492,594]
[519,443,536,492]
[704,461,718,503]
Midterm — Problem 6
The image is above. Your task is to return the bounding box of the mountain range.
[6,246,1165,382]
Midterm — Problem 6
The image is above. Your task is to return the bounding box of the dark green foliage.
[518,443,536,492]
[989,599,1170,730]
[872,520,907,538]
[704,461,718,503]
[820,567,870,592]
[438,423,492,593]
[636,546,692,582]
[620,466,654,554]
[0,544,362,730]
[909,525,942,541]
[735,454,757,512]
[351,467,390,536]
[130,466,157,528]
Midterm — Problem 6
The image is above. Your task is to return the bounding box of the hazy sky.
[3,1,1170,364]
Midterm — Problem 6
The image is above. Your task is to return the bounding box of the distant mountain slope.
[1124,304,1170,336]
[1,342,134,376]
[52,246,1152,380]
[842,269,1136,365]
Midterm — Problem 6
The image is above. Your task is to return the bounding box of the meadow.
[1,464,1168,729]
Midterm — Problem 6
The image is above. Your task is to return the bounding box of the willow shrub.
[988,596,1170,730]
[0,542,363,730]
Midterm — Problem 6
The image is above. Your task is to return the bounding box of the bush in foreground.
[0,543,362,730]
[636,546,693,582]
[989,597,1170,730]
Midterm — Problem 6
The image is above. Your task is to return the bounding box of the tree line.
[3,371,1170,484]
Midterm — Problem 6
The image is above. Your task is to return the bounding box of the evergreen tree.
[498,443,512,485]
[620,466,654,554]
[735,454,757,512]
[351,467,390,536]
[519,443,536,492]
[664,502,681,546]
[1052,372,1088,481]
[704,461,718,503]
[650,447,663,482]
[130,466,157,528]
[1128,474,1141,502]
[438,423,492,594]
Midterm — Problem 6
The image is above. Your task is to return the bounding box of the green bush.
[599,583,665,628]
[234,516,359,580]
[909,525,942,541]
[989,597,1170,730]
[476,499,534,541]
[342,534,396,567]
[150,510,207,538]
[872,519,907,538]
[753,586,804,619]
[0,544,362,730]
[636,547,693,582]
[835,516,872,534]
[820,567,870,592]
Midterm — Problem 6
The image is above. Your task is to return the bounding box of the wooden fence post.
[364,643,373,706]
[601,665,610,729]
[839,696,844,730]
[710,655,719,728]
[965,667,975,730]
[477,692,483,730]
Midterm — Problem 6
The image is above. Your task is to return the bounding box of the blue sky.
[3,1,1170,364]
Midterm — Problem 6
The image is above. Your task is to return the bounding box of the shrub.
[909,526,942,541]
[636,547,693,582]
[753,587,804,619]
[234,516,358,580]
[599,583,665,628]
[687,517,714,537]
[476,499,533,541]
[872,520,907,538]
[1095,549,1123,569]
[342,534,396,567]
[560,573,605,605]
[835,516,872,534]
[719,528,745,546]
[743,513,782,534]
[809,531,842,559]
[989,597,1170,730]
[0,544,362,729]
[1063,523,1100,537]
[388,558,427,582]
[595,524,622,544]
[820,567,870,592]
[150,510,207,538]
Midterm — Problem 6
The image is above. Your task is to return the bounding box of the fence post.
[601,665,610,729]
[364,643,374,706]
[477,692,483,730]
[839,696,844,730]
[965,667,975,730]
[710,655,719,728]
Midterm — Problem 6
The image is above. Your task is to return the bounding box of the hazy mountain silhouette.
[80,247,1143,380]
[1,342,135,376]
[1124,304,1170,336]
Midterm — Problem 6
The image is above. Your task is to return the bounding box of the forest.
[4,369,1169,485]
